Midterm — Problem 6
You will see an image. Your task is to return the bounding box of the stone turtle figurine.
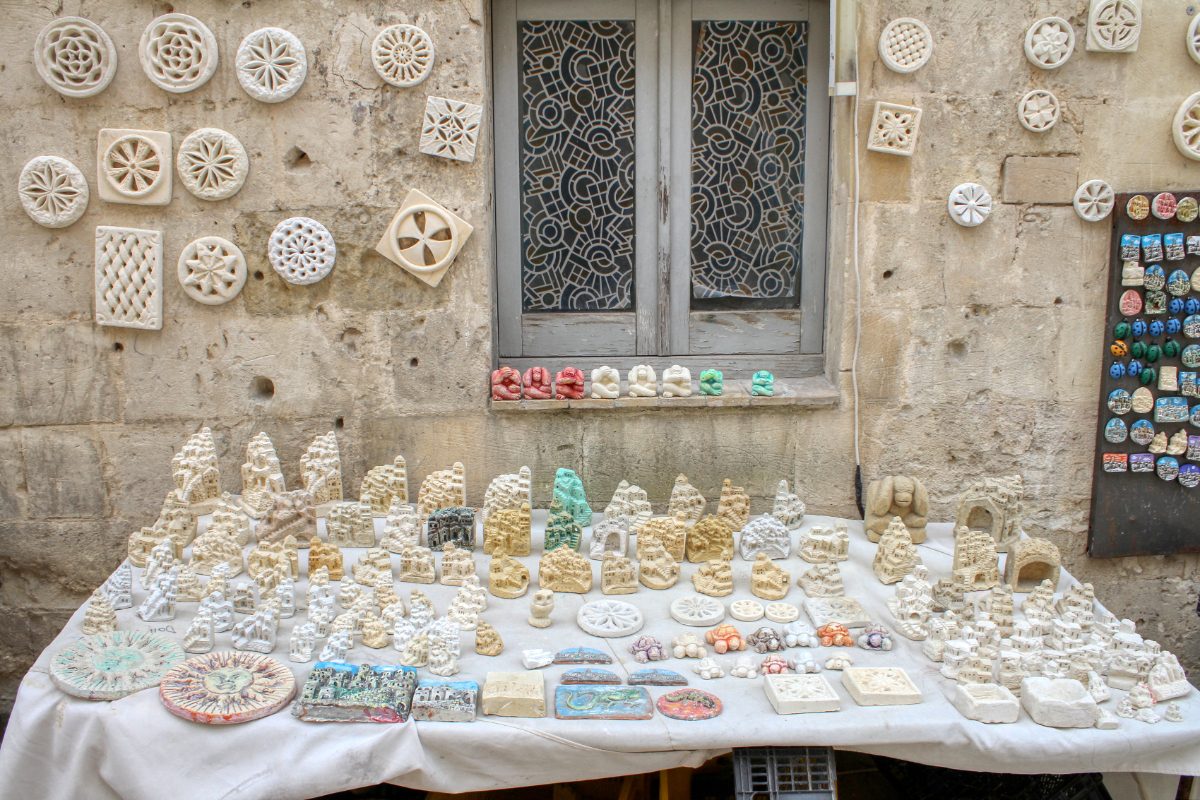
[747,626,784,653]
[628,635,667,663]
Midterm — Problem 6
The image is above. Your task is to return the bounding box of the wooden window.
[494,0,830,378]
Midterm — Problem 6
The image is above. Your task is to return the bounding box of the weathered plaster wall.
[1,0,1198,720]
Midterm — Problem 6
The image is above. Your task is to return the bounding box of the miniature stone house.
[954,475,1024,553]
[1003,537,1062,593]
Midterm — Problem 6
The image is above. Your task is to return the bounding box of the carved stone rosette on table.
[159,651,296,724]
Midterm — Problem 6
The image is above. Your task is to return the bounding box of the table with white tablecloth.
[0,514,1197,800]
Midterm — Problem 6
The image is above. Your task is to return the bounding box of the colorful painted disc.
[1107,389,1132,415]
[1178,197,1200,222]
[1184,315,1200,338]
[1183,344,1200,369]
[1179,464,1200,488]
[51,631,184,701]
[1169,269,1192,296]
[1144,265,1166,291]
[159,651,296,725]
[1156,456,1180,481]
[1119,290,1143,316]
[1104,418,1128,443]
[1130,419,1155,446]
[1146,292,1168,315]
[1152,192,1179,220]
[1127,194,1150,220]
[656,688,723,720]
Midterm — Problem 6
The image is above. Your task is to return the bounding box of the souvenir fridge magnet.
[1152,193,1179,220]
[1102,453,1128,473]
[1131,419,1156,446]
[1183,344,1200,369]
[1127,194,1150,220]
[1166,236,1186,263]
[1104,418,1128,443]
[1180,463,1200,488]
[1131,453,1155,472]
[1189,237,1200,256]
[1122,262,1145,286]
[1143,235,1164,262]
[1156,396,1190,423]
[1189,435,1200,460]
[1186,315,1200,338]
[1107,388,1132,414]
[1157,456,1180,481]
[1178,197,1199,222]
[1160,367,1180,392]
[1145,265,1166,291]
[1182,373,1198,397]
[1146,292,1168,316]
[1121,234,1141,260]
[1131,387,1154,415]
[1119,290,1143,316]
[1168,269,1191,294]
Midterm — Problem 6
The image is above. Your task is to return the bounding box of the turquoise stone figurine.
[553,467,592,527]
[751,370,775,397]
[699,369,723,396]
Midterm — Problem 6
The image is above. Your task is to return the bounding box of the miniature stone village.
[47,427,1193,731]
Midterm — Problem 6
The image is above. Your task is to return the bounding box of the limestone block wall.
[1,0,1198,720]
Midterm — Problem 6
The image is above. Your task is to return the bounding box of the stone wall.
[2,0,1198,720]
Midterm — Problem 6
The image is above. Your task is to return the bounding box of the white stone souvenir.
[142,539,177,589]
[318,630,352,663]
[182,609,215,654]
[771,481,805,530]
[376,189,474,288]
[81,591,117,635]
[175,565,206,603]
[34,17,118,98]
[627,365,657,397]
[440,542,478,586]
[1173,92,1200,162]
[275,579,296,619]
[951,683,1019,724]
[589,519,629,561]
[1165,703,1184,723]
[51,632,182,701]
[177,236,247,305]
[96,129,172,206]
[139,13,218,93]
[1021,677,1099,728]
[576,599,644,638]
[1025,17,1075,69]
[1147,652,1191,700]
[738,515,791,561]
[236,27,307,102]
[269,217,336,285]
[528,589,555,628]
[947,183,992,228]
[798,524,849,564]
[289,622,317,663]
[521,649,554,669]
[765,674,840,714]
[730,599,764,622]
[382,500,422,552]
[102,563,133,610]
[200,591,234,633]
[428,639,460,677]
[482,466,531,522]
[372,23,435,87]
[842,667,921,706]
[783,621,818,648]
[661,365,692,397]
[672,633,707,659]
[447,576,488,630]
[730,655,758,679]
[1074,180,1115,222]
[866,101,922,157]
[878,18,933,73]
[176,128,248,201]
[798,563,845,597]
[138,570,178,622]
[873,516,922,585]
[1017,90,1060,133]
[1086,0,1141,53]
[693,658,725,680]
[95,225,164,330]
[359,457,409,517]
[18,156,89,229]
[670,594,725,627]
[1190,16,1200,66]
[765,602,800,624]
[589,366,621,398]
[604,481,652,530]
[805,597,870,630]
[420,97,483,163]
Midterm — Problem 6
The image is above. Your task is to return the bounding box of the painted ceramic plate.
[159,651,296,725]
[656,688,723,720]
[51,631,184,701]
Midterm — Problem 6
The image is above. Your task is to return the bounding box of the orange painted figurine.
[554,367,585,399]
[491,366,522,400]
[523,367,553,400]
[817,622,854,647]
[705,624,745,654]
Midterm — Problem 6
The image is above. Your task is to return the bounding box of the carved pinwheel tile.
[96,128,172,206]
[376,189,473,287]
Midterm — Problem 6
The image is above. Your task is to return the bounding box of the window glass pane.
[519,20,636,312]
[690,20,808,307]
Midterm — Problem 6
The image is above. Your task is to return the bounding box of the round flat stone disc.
[656,688,723,720]
[576,599,644,638]
[51,631,184,701]
[670,595,725,627]
[160,651,296,724]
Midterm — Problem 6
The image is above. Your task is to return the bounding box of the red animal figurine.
[522,367,553,400]
[491,366,522,400]
[554,366,585,399]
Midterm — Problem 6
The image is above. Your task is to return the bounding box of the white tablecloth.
[1,515,1198,800]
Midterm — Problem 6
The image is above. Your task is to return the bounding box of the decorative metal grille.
[690,20,808,303]
[519,20,637,312]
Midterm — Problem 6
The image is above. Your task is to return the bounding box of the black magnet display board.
[1087,191,1200,558]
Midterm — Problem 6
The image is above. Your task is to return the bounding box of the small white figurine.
[447,576,488,631]
[141,539,177,590]
[590,366,620,399]
[661,365,692,397]
[399,631,431,667]
[522,648,554,669]
[672,633,708,659]
[81,591,117,635]
[730,655,759,679]
[427,638,460,677]
[232,582,256,614]
[102,563,134,610]
[824,655,854,670]
[137,569,178,622]
[318,629,353,663]
[627,365,657,397]
[408,590,435,631]
[231,604,279,654]
[289,621,317,663]
[275,579,295,618]
[200,591,234,632]
[783,621,818,648]
[392,618,417,652]
[693,658,725,680]
[182,608,215,653]
[174,565,206,602]
[1165,703,1184,723]
[528,589,554,628]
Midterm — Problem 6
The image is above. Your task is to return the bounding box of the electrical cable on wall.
[850,5,864,518]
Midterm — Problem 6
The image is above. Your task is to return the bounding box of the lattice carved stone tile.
[96,128,172,206]
[878,18,933,73]
[866,101,922,157]
[419,97,482,163]
[176,128,249,201]
[178,236,246,305]
[34,16,118,98]
[95,226,163,330]
[18,155,89,228]
[269,217,336,285]
[236,27,308,103]
[372,24,435,87]
[138,13,218,93]
[375,189,473,287]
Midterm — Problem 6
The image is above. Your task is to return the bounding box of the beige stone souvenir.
[447,576,488,630]
[95,225,163,330]
[483,466,531,521]
[128,492,195,566]
[1021,677,1099,728]
[738,515,790,561]
[175,565,205,603]
[190,524,243,577]
[588,518,629,561]
[361,615,391,649]
[771,480,806,529]
[952,683,1019,724]
[439,542,477,586]
[142,539,177,590]
[865,475,928,543]
[873,517,921,585]
[257,490,316,546]
[636,515,688,562]
[600,554,637,595]
[1147,652,1191,701]
[716,479,751,530]
[954,475,1023,552]
[475,621,504,656]
[661,365,692,397]
[417,462,467,522]
[482,671,545,718]
[326,501,375,548]
[247,539,296,584]
[590,366,621,399]
[539,547,593,593]
[672,633,707,659]
[359,456,409,515]
[627,365,657,397]
[183,609,215,654]
[528,589,555,628]
[605,481,653,529]
[166,429,220,513]
[82,591,117,635]
[1003,537,1061,592]
[351,548,392,586]
[483,502,532,556]
[951,526,1000,590]
[798,563,845,597]
[692,559,734,597]
[398,544,436,584]
[842,667,921,706]
[668,474,706,524]
[375,189,474,287]
[751,554,791,600]
[210,494,253,547]
[686,515,735,562]
[1167,429,1189,456]
[638,540,680,590]
[1131,387,1154,414]
[730,599,765,622]
[798,524,850,564]
[1148,431,1169,455]
[398,632,431,667]
[307,537,345,581]
[488,549,530,599]
[381,500,421,553]
[239,433,285,519]
[301,432,343,513]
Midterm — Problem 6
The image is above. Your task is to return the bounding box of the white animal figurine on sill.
[590,366,620,399]
[661,365,692,397]
[627,365,657,397]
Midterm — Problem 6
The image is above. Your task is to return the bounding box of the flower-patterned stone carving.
[866,101,921,157]
[375,189,473,287]
[138,13,218,93]
[95,226,163,330]
[1017,90,1060,133]
[1074,180,1115,222]
[947,183,992,227]
[1087,0,1141,53]
[373,24,435,87]
[1173,92,1200,162]
[878,18,933,73]
[97,129,172,206]
[178,236,246,305]
[236,27,307,103]
[1024,17,1074,69]
[35,17,117,98]
[18,156,88,228]
[269,217,336,285]
[420,97,483,163]
[1189,16,1200,66]
[176,128,249,201]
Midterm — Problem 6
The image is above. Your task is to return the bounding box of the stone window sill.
[489,375,839,412]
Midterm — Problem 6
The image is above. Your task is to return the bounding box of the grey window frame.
[493,0,830,379]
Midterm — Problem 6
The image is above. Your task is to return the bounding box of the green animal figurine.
[699,369,723,396]
[751,370,775,397]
